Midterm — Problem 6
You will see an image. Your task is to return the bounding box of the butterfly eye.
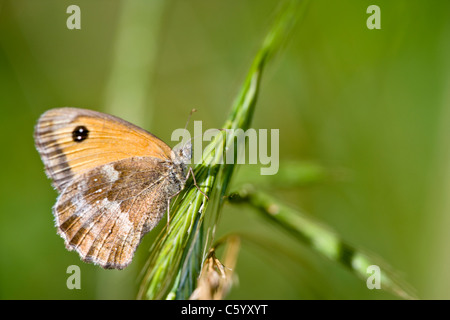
[72,126,89,142]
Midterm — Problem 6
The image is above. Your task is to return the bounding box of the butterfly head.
[173,141,192,165]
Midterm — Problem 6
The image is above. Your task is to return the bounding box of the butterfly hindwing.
[54,156,182,269]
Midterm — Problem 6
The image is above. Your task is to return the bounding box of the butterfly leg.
[165,167,209,231]
[166,198,171,231]
[187,167,209,200]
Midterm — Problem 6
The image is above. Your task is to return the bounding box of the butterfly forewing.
[34,108,173,192]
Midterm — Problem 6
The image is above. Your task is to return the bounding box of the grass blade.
[137,0,308,299]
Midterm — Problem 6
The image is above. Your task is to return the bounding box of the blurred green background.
[1,0,450,299]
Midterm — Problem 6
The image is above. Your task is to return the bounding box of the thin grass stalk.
[98,0,166,299]
[228,185,418,300]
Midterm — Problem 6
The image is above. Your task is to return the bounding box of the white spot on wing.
[102,164,120,182]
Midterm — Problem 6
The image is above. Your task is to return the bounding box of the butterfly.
[34,107,193,269]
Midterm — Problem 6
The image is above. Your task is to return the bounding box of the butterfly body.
[34,108,191,269]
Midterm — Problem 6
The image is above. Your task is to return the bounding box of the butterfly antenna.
[182,108,201,149]
[184,108,197,131]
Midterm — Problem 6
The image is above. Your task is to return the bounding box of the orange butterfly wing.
[34,107,174,192]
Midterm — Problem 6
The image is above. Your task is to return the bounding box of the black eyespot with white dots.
[72,126,89,142]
